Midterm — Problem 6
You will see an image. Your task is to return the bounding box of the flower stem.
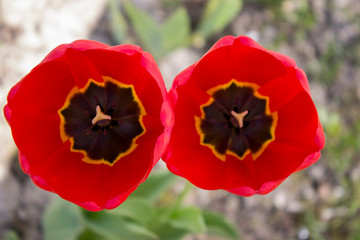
[173,181,193,210]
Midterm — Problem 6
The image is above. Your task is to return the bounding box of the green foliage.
[130,170,176,202]
[110,0,242,59]
[84,211,157,240]
[42,171,240,240]
[123,1,190,59]
[162,7,191,54]
[318,106,342,137]
[303,210,327,240]
[43,197,84,240]
[123,1,163,57]
[244,0,285,6]
[169,206,206,233]
[195,0,243,40]
[4,231,20,240]
[106,198,156,225]
[108,0,128,44]
[203,210,240,240]
[151,221,189,240]
[315,42,342,84]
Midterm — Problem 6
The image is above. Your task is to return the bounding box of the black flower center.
[195,80,277,161]
[59,77,146,166]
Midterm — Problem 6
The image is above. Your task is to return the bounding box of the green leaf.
[124,2,191,58]
[123,1,162,56]
[106,197,156,225]
[317,106,341,137]
[43,197,84,240]
[84,212,157,240]
[130,171,176,202]
[196,0,242,39]
[108,0,128,44]
[153,222,188,240]
[202,210,240,240]
[162,7,191,53]
[169,206,206,233]
[4,231,20,240]
[78,230,107,240]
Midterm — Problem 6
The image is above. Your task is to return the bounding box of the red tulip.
[4,40,170,211]
[164,35,325,196]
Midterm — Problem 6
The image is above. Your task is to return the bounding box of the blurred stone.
[287,201,304,213]
[0,173,21,232]
[309,82,327,107]
[297,226,310,240]
[0,0,107,238]
[224,196,240,222]
[231,8,268,37]
[0,0,108,183]
[332,185,345,199]
[159,48,200,90]
[246,30,260,43]
[350,164,360,181]
[302,186,316,202]
[321,208,335,221]
[307,163,326,181]
[273,190,287,210]
[261,25,277,47]
[132,0,164,22]
[318,183,332,201]
[19,180,53,240]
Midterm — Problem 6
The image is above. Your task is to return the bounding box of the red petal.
[296,123,325,171]
[254,142,311,190]
[167,143,227,189]
[9,107,63,164]
[47,142,155,211]
[184,37,286,93]
[138,116,164,147]
[207,35,235,52]
[165,82,228,189]
[275,92,321,150]
[249,93,323,190]
[165,35,325,196]
[257,68,304,112]
[5,41,167,211]
[7,61,74,112]
[40,40,109,64]
[108,44,142,54]
[109,44,167,98]
[81,48,165,118]
[168,64,196,107]
[296,67,312,96]
[62,48,104,89]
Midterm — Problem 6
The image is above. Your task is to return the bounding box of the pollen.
[231,110,248,128]
[92,105,111,125]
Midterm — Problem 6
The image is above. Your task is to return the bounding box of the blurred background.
[0,0,360,239]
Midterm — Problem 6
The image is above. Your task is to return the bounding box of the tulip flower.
[4,40,170,211]
[164,35,325,196]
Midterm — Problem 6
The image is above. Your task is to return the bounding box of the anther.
[92,105,111,125]
[231,110,249,128]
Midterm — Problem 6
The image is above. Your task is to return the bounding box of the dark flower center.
[59,77,145,166]
[195,80,277,161]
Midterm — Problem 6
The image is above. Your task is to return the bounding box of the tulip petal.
[40,40,109,64]
[7,61,74,112]
[4,40,169,211]
[9,107,63,164]
[165,35,325,196]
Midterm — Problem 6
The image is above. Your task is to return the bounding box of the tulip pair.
[4,36,325,211]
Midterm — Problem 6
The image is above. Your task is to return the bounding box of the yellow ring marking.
[195,79,278,162]
[58,76,146,166]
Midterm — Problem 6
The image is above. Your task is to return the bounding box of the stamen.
[231,110,249,128]
[92,105,111,125]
